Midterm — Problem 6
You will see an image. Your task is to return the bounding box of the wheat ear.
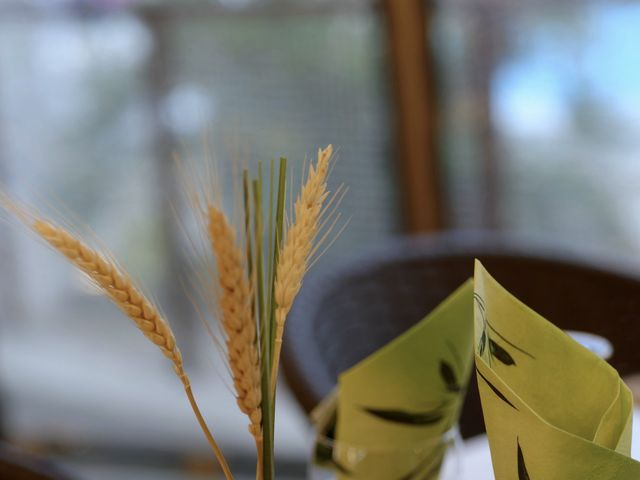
[31,219,234,480]
[270,145,332,393]
[207,206,263,474]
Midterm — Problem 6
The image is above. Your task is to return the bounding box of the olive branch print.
[474,293,533,480]
[361,406,444,426]
[441,340,463,393]
[354,339,467,479]
[360,340,467,429]
[475,366,518,411]
[473,293,534,367]
[517,438,531,480]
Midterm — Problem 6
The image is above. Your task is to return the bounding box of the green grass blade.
[269,157,288,378]
[253,172,274,480]
[253,176,265,332]
[267,159,275,303]
[267,157,287,452]
[242,170,255,322]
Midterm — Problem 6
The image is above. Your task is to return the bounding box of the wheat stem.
[183,377,235,480]
[270,145,332,393]
[256,437,264,480]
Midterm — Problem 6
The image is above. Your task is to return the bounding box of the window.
[437,2,640,256]
[0,1,394,477]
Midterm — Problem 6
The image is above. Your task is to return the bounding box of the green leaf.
[263,158,287,480]
[242,171,254,298]
[254,172,276,480]
[253,176,265,333]
[266,159,275,299]
[268,157,287,382]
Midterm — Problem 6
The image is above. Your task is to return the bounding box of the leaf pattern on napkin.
[441,340,466,393]
[440,360,461,393]
[517,438,531,480]
[363,340,467,427]
[489,339,516,366]
[479,329,487,356]
[474,293,534,365]
[476,366,518,411]
[361,406,443,426]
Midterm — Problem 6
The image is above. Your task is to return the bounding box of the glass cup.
[308,425,463,480]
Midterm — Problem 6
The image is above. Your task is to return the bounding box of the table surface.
[4,329,640,479]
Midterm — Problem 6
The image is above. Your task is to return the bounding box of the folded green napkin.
[474,260,640,479]
[312,280,475,479]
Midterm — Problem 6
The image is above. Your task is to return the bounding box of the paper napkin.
[474,260,640,479]
[312,280,475,479]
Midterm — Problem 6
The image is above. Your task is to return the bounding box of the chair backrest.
[0,444,74,480]
[281,233,640,439]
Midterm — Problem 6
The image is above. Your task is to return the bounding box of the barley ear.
[271,145,332,393]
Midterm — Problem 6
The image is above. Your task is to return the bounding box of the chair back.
[0,444,74,480]
[281,233,640,438]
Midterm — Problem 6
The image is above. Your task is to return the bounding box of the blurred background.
[0,0,640,478]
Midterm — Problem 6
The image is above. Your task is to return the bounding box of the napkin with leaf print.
[312,280,475,480]
[474,260,640,479]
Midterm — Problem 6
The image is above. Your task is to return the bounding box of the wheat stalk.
[270,145,332,393]
[207,206,264,473]
[29,218,234,480]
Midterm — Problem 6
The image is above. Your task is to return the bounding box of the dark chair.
[0,444,74,480]
[281,232,640,439]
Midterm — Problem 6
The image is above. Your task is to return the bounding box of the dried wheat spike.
[271,144,332,390]
[9,211,233,478]
[207,207,263,442]
[33,220,187,380]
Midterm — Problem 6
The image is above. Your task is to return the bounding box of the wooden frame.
[382,0,443,233]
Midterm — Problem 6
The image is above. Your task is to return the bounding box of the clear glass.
[309,425,463,480]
